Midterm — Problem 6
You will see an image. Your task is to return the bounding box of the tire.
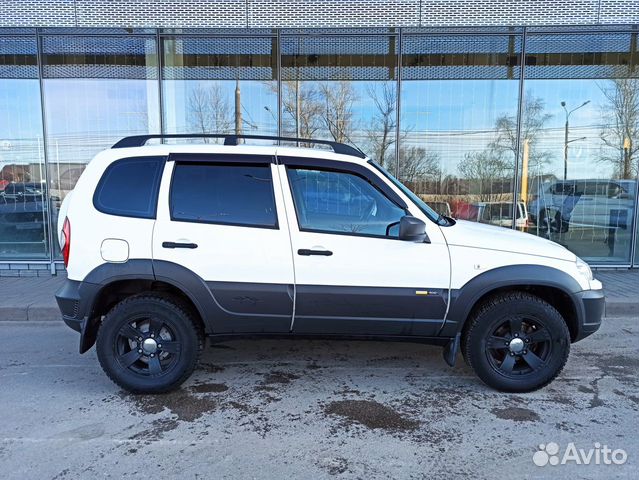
[96,294,203,394]
[463,292,570,393]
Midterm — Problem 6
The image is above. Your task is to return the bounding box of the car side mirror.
[399,215,429,243]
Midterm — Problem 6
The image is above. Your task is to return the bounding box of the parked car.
[55,134,604,394]
[476,201,529,228]
[529,179,636,234]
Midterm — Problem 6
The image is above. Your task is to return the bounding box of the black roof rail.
[111,134,367,159]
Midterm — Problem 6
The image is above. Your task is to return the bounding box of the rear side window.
[170,163,277,228]
[93,157,164,219]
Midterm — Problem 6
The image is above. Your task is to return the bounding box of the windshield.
[367,160,448,225]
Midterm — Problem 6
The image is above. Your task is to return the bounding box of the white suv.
[55,134,604,394]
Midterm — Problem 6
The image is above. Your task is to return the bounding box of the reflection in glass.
[281,35,399,174]
[519,33,638,264]
[162,36,278,141]
[0,36,48,259]
[400,34,522,228]
[41,35,160,257]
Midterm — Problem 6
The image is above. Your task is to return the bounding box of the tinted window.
[93,157,164,219]
[287,168,405,237]
[171,163,277,228]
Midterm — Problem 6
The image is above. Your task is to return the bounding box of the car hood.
[441,220,577,262]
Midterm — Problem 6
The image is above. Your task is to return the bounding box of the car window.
[93,156,164,219]
[287,167,406,237]
[170,162,277,228]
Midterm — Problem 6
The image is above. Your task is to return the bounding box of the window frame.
[93,156,166,220]
[168,157,280,230]
[283,160,409,241]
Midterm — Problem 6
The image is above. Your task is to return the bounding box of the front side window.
[287,167,406,237]
[93,157,164,219]
[170,163,277,228]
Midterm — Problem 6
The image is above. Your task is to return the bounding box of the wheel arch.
[441,265,583,342]
[77,260,217,353]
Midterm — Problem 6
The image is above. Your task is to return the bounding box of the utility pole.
[235,79,243,140]
[561,100,590,180]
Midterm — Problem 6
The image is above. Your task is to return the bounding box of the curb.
[0,302,635,322]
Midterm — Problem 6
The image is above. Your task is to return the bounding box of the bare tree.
[365,83,397,169]
[280,81,324,144]
[399,146,442,188]
[599,77,639,179]
[492,93,553,170]
[458,147,511,201]
[188,83,232,142]
[319,81,357,143]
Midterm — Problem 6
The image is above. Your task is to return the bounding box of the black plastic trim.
[439,264,603,343]
[112,134,366,158]
[167,153,275,164]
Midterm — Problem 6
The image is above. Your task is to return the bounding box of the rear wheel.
[96,294,203,393]
[463,292,570,392]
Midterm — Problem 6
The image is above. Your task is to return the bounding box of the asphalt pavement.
[0,315,637,479]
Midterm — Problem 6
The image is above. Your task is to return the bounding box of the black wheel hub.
[115,316,182,376]
[485,315,552,377]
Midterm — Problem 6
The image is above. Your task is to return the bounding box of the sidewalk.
[0,269,636,321]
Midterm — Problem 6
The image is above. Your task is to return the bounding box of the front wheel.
[463,292,570,392]
[96,294,203,393]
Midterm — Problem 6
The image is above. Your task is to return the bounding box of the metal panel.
[76,0,247,28]
[420,0,600,26]
[248,0,421,28]
[599,0,639,24]
[0,1,76,27]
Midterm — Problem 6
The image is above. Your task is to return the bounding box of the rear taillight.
[61,217,71,267]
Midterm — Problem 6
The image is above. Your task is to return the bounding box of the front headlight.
[576,257,593,281]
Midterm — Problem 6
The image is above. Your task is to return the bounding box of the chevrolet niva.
[55,134,604,394]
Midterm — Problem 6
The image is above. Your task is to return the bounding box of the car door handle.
[298,249,333,256]
[162,241,198,249]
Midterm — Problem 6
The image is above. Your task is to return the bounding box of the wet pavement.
[0,316,637,479]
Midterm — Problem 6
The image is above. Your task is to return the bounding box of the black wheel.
[96,294,203,393]
[463,292,570,393]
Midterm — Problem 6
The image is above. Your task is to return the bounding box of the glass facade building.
[0,26,638,268]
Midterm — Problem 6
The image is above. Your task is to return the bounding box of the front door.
[152,154,295,333]
[277,156,451,336]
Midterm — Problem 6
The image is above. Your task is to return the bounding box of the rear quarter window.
[93,156,165,219]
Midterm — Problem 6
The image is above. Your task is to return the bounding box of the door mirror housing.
[399,215,429,243]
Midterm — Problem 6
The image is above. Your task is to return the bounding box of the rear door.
[277,156,451,336]
[152,153,295,333]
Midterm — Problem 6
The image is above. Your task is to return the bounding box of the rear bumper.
[55,279,101,353]
[572,288,605,342]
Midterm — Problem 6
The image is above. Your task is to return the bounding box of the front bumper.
[572,288,605,342]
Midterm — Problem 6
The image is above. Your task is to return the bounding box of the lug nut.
[150,353,155,357]
[138,349,142,353]
[158,344,162,348]
[523,350,528,354]
[150,334,155,338]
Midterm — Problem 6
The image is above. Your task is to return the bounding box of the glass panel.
[400,34,522,227]
[520,32,638,264]
[93,157,164,219]
[41,35,160,257]
[287,168,406,237]
[161,36,278,142]
[0,36,48,259]
[170,163,277,227]
[281,34,399,173]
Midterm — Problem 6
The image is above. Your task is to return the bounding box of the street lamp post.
[561,100,590,180]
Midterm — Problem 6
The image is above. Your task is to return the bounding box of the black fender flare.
[439,264,584,338]
[74,259,220,352]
